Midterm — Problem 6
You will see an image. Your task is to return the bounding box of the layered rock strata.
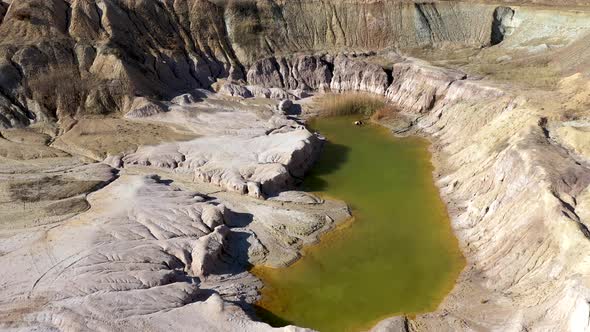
[2,0,590,331]
[0,0,530,130]
[368,61,590,332]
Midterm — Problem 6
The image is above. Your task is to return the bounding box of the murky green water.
[253,116,464,332]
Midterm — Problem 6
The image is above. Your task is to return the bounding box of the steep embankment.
[224,1,498,64]
[0,0,240,129]
[235,49,590,330]
[0,0,511,130]
[219,3,590,330]
[375,59,590,332]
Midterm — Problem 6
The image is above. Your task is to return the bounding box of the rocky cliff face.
[366,60,590,331]
[0,0,510,131]
[2,0,589,131]
[226,1,497,64]
[0,0,241,129]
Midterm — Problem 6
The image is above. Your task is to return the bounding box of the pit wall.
[3,1,590,329]
[383,62,590,331]
[225,1,499,65]
[6,0,590,129]
[237,42,590,332]
[221,8,590,328]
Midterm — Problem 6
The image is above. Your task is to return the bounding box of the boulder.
[277,99,294,114]
[219,82,253,98]
[190,225,230,278]
[330,54,391,95]
[124,97,167,118]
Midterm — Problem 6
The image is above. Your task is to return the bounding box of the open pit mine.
[1,0,590,331]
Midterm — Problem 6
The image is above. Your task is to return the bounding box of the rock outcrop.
[385,59,467,113]
[123,97,168,119]
[219,82,303,100]
[0,0,241,129]
[119,92,321,198]
[0,174,325,331]
[330,54,391,95]
[0,83,352,331]
[246,55,333,92]
[0,0,526,130]
[0,146,349,331]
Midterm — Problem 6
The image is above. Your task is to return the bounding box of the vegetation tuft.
[220,0,264,48]
[13,8,33,21]
[27,65,133,117]
[317,93,397,120]
[11,3,44,21]
[371,105,398,121]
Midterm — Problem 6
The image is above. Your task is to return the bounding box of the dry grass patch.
[371,105,398,121]
[222,0,264,48]
[28,65,133,118]
[316,93,393,118]
[51,118,198,161]
[28,65,86,114]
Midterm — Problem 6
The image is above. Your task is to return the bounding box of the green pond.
[253,116,465,332]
